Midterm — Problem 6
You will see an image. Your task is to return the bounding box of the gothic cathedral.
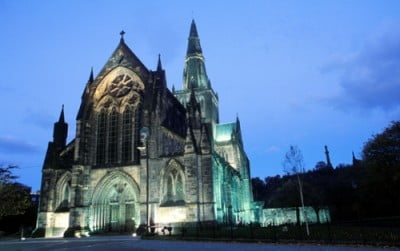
[34,20,261,237]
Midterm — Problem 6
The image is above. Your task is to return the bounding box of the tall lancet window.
[96,109,107,165]
[108,108,119,163]
[176,173,184,201]
[166,175,174,201]
[122,107,133,162]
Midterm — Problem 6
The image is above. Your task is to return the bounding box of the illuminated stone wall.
[262,207,331,226]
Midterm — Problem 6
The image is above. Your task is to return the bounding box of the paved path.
[0,236,398,251]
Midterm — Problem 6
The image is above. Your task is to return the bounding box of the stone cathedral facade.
[34,20,261,237]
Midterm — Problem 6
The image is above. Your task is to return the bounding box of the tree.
[360,121,400,217]
[251,177,266,201]
[314,161,328,170]
[283,145,310,235]
[0,165,31,220]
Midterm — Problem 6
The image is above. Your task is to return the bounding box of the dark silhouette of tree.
[360,121,400,217]
[254,121,400,223]
[251,177,266,201]
[261,160,362,222]
[0,165,31,220]
[314,161,328,170]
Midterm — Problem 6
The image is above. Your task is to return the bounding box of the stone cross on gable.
[120,30,125,40]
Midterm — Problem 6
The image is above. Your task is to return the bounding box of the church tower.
[175,19,219,130]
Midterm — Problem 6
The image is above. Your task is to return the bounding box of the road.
[0,236,398,251]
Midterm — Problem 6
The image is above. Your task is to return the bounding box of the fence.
[144,221,400,247]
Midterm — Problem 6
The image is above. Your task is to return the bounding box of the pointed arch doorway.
[91,171,140,233]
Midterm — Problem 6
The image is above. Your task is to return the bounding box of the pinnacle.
[88,67,94,83]
[58,105,65,123]
[157,54,162,71]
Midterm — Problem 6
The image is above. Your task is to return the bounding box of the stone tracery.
[161,159,185,205]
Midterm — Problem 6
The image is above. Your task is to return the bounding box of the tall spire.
[189,19,199,39]
[187,19,202,55]
[183,19,210,90]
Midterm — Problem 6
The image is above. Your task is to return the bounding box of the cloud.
[325,25,400,110]
[0,136,39,154]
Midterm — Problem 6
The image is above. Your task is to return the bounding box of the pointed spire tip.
[189,19,199,38]
[88,67,94,83]
[58,104,65,123]
[157,53,162,71]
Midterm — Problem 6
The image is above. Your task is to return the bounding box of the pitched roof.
[95,37,149,83]
[215,122,237,142]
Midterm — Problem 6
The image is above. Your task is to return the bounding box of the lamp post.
[139,127,149,233]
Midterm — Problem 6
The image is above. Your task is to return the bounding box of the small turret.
[53,105,68,151]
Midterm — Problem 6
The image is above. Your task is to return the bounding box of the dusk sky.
[1,1,400,191]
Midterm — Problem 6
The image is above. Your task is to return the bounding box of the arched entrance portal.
[91,171,140,232]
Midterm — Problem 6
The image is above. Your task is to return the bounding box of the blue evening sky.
[1,1,400,191]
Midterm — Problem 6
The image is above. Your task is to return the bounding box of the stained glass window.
[122,108,132,162]
[96,110,107,164]
[108,108,118,163]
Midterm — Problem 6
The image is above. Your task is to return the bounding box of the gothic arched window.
[162,160,185,205]
[56,177,71,212]
[122,107,132,162]
[108,108,119,163]
[96,110,107,165]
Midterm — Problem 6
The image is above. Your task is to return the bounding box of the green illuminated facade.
[34,20,259,238]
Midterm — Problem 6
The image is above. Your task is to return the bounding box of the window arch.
[60,181,71,209]
[96,109,107,164]
[55,172,72,212]
[161,160,185,206]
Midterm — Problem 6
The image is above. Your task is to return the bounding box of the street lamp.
[139,127,149,233]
